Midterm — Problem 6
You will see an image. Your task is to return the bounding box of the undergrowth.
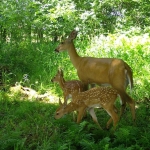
[0,32,150,149]
[0,91,150,150]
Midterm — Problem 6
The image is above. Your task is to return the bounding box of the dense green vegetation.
[0,0,150,149]
[0,91,150,150]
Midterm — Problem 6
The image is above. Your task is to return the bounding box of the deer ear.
[68,30,78,40]
[60,69,64,75]
[58,68,63,76]
[59,68,62,73]
[59,98,63,105]
[57,68,61,73]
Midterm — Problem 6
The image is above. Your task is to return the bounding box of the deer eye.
[56,112,59,115]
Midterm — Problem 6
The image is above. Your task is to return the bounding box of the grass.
[0,91,150,150]
[0,31,150,149]
[0,92,58,150]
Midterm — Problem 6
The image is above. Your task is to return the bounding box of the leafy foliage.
[0,0,150,43]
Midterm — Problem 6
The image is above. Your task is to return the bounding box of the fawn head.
[55,98,76,119]
[55,30,78,52]
[55,98,67,119]
[51,69,63,83]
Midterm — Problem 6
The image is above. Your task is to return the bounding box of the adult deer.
[55,30,135,122]
[51,69,87,105]
[55,87,119,130]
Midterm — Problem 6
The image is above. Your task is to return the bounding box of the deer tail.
[124,62,133,92]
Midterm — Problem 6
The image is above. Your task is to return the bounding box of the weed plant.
[0,31,150,149]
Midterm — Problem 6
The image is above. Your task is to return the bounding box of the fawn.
[51,69,88,105]
[55,86,120,130]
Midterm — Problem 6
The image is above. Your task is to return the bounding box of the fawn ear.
[59,68,63,74]
[58,68,63,76]
[68,30,78,41]
[59,98,63,105]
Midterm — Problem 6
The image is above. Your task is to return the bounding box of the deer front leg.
[76,107,86,124]
[88,107,102,130]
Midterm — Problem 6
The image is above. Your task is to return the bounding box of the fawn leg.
[106,106,119,131]
[76,107,86,124]
[88,107,102,130]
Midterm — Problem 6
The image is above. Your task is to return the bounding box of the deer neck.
[65,102,78,113]
[67,43,81,69]
[58,77,66,90]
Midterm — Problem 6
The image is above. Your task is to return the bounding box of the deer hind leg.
[109,65,129,116]
[119,92,136,123]
[110,88,127,119]
[110,83,134,121]
[110,68,135,122]
[106,107,119,131]
[117,94,127,118]
[106,105,119,130]
[88,107,102,130]
[128,97,136,124]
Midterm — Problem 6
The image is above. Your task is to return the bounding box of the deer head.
[55,30,78,52]
[51,69,63,83]
[55,98,76,119]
